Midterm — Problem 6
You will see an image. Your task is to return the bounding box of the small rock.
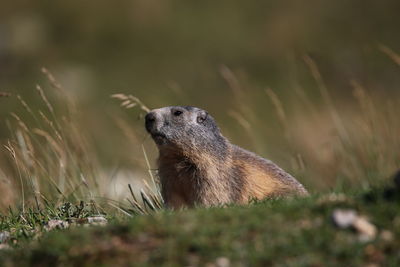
[332,209,377,242]
[45,220,69,231]
[353,217,377,242]
[87,216,108,226]
[332,209,357,228]
[215,257,230,267]
[0,231,10,243]
[75,216,108,226]
[380,230,394,242]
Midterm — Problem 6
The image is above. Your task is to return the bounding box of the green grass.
[1,182,399,266]
[0,201,109,246]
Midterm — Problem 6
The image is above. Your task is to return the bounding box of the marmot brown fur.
[145,106,308,209]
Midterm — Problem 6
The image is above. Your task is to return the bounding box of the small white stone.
[45,220,69,231]
[380,230,394,242]
[215,257,230,267]
[353,217,377,242]
[332,209,357,228]
[332,209,378,242]
[87,216,108,226]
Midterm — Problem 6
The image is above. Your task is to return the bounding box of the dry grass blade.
[111,93,150,113]
[227,110,251,131]
[140,189,157,211]
[149,194,163,209]
[10,113,29,132]
[36,85,54,113]
[4,141,25,212]
[128,184,138,203]
[378,45,400,66]
[41,67,77,116]
[17,95,34,115]
[219,65,242,97]
[32,128,65,160]
[4,142,16,161]
[127,184,147,214]
[265,88,290,140]
[142,179,163,209]
[350,80,376,122]
[107,202,133,217]
[38,111,62,141]
[141,144,162,199]
[41,67,63,91]
[303,55,349,142]
[127,198,146,215]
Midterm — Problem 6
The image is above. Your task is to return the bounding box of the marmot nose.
[145,112,156,123]
[145,112,158,132]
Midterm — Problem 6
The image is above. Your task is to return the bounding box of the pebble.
[45,220,69,231]
[215,257,230,267]
[353,216,377,242]
[87,216,108,226]
[0,231,10,243]
[332,208,377,242]
[332,209,357,228]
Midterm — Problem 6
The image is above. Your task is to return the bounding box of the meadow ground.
[0,179,400,266]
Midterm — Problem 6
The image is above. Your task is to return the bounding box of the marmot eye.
[173,110,183,116]
[197,117,205,123]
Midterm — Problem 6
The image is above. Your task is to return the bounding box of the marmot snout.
[145,106,308,209]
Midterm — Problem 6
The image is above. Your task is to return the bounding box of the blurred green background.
[2,0,400,108]
[1,0,400,205]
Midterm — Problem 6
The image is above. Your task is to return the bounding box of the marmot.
[145,106,308,209]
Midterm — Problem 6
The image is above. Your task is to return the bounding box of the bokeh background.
[1,0,400,209]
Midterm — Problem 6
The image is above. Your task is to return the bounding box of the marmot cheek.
[154,136,167,145]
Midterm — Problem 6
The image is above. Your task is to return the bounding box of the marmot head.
[145,106,227,155]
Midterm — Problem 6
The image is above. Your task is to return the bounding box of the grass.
[0,68,163,215]
[0,201,108,246]
[0,182,399,266]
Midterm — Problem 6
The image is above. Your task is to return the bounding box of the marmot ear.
[197,111,208,124]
